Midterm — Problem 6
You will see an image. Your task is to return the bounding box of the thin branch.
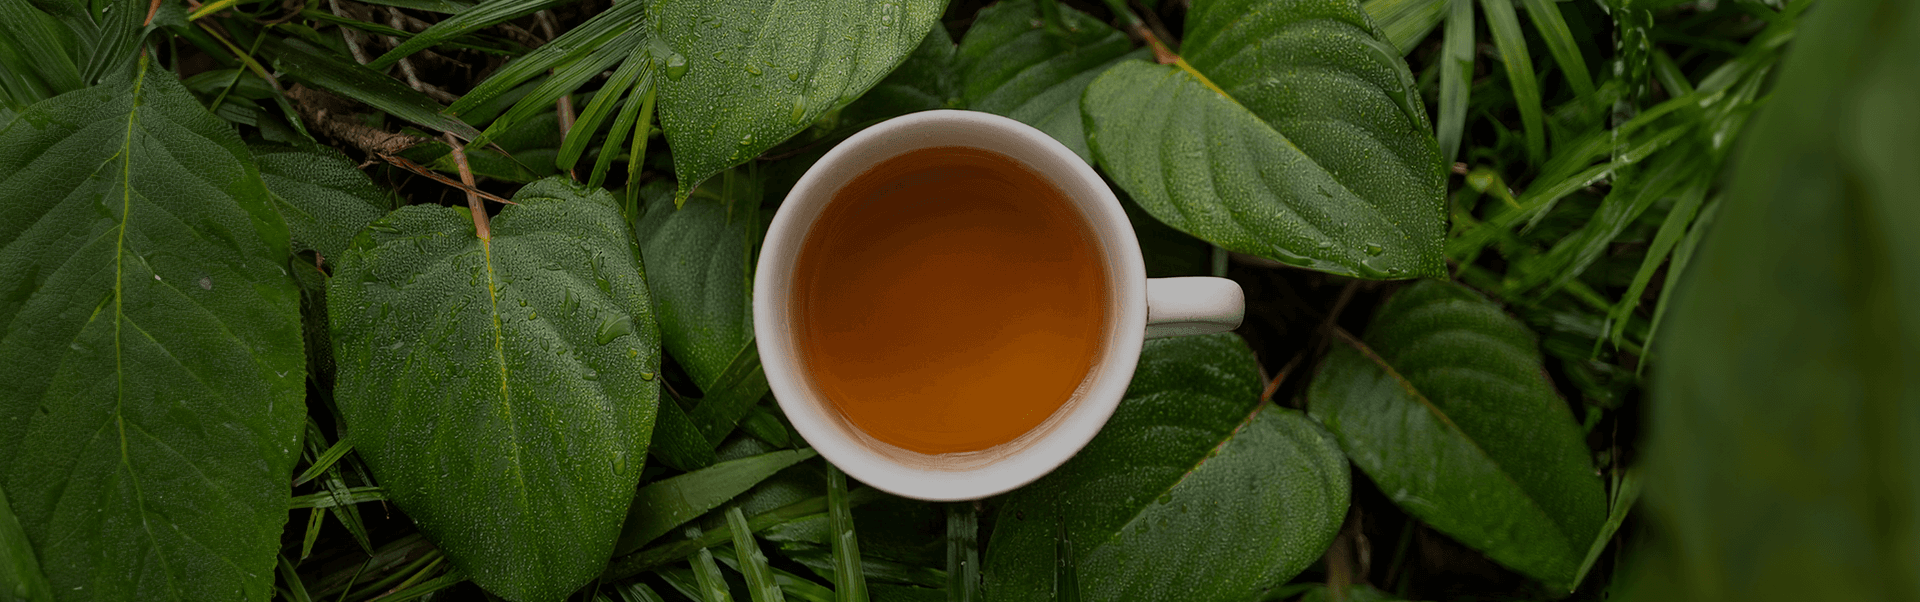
[327,0,373,65]
[443,133,492,240]
[378,153,516,206]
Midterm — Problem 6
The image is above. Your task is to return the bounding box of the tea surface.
[795,146,1109,454]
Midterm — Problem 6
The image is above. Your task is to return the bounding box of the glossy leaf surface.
[0,62,306,601]
[1635,1,1920,599]
[654,0,943,197]
[1084,0,1445,279]
[985,334,1348,602]
[329,178,660,602]
[1307,280,1602,589]
[632,178,755,393]
[252,144,392,260]
[956,0,1141,162]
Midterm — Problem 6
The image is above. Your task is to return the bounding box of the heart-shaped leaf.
[1083,0,1445,279]
[654,0,944,198]
[957,0,1143,162]
[1307,280,1603,589]
[329,178,660,602]
[1636,1,1920,599]
[984,334,1349,602]
[0,60,307,601]
[252,144,393,260]
[633,177,756,394]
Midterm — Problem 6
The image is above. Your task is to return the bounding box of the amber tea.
[792,146,1111,455]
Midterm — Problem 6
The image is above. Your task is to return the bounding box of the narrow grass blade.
[278,555,314,602]
[1572,469,1640,590]
[728,508,787,602]
[322,468,375,554]
[1436,0,1474,166]
[294,439,355,486]
[1518,0,1593,97]
[622,84,658,214]
[300,508,326,560]
[257,36,481,139]
[290,486,385,509]
[1608,182,1706,345]
[477,28,642,145]
[617,582,669,602]
[739,407,790,448]
[827,464,869,602]
[1362,0,1446,55]
[370,0,570,69]
[375,569,467,602]
[591,59,654,189]
[356,0,473,13]
[560,45,651,173]
[1479,0,1544,164]
[1642,199,1719,368]
[1527,153,1701,295]
[0,0,83,94]
[708,547,837,602]
[79,0,144,85]
[651,393,720,471]
[1053,514,1079,602]
[693,549,737,602]
[606,488,884,580]
[947,503,978,602]
[447,0,646,115]
[615,449,818,554]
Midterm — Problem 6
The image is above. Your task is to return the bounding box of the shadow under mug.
[755,110,1245,501]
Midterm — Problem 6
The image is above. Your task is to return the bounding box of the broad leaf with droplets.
[653,0,944,199]
[984,334,1349,601]
[0,59,307,601]
[957,0,1143,163]
[1082,0,1446,279]
[328,177,660,602]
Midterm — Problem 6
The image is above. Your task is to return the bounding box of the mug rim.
[754,109,1148,501]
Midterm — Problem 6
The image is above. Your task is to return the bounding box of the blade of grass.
[1518,0,1593,97]
[827,464,868,602]
[80,0,143,85]
[1641,198,1718,371]
[1572,469,1641,590]
[778,548,946,588]
[606,488,885,580]
[256,35,481,139]
[447,0,647,115]
[614,449,818,554]
[290,486,385,509]
[709,547,837,602]
[1362,0,1447,55]
[279,555,314,602]
[323,467,375,554]
[617,582,669,602]
[294,439,355,486]
[369,0,570,68]
[372,569,465,602]
[345,549,442,601]
[475,27,642,146]
[1526,151,1701,295]
[559,45,650,173]
[300,508,326,560]
[621,83,658,211]
[1436,0,1473,166]
[0,0,84,94]
[1053,513,1079,602]
[1479,0,1544,164]
[947,503,978,602]
[593,63,653,189]
[1608,181,1706,346]
[727,508,787,602]
[356,0,473,13]
[693,549,737,602]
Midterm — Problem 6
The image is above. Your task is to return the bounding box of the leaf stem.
[443,132,491,241]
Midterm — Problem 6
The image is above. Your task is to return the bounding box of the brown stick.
[442,133,491,240]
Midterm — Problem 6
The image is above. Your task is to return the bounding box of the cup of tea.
[754,110,1244,501]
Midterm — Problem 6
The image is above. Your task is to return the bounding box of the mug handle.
[1145,277,1245,339]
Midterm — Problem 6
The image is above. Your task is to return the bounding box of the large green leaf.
[1632,1,1920,599]
[841,25,959,125]
[955,0,1141,162]
[984,334,1349,602]
[1083,0,1445,279]
[0,484,52,602]
[632,177,754,393]
[329,178,661,602]
[0,59,307,601]
[252,144,393,260]
[654,0,944,198]
[1306,280,1603,589]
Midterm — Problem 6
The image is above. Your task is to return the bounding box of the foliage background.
[0,0,1901,601]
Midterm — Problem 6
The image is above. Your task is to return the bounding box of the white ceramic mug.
[754,110,1245,501]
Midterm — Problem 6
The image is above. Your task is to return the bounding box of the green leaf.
[842,24,959,125]
[328,177,661,602]
[1517,0,1593,97]
[1307,280,1603,589]
[1361,0,1445,54]
[654,0,944,198]
[692,549,737,602]
[615,449,818,555]
[652,394,721,470]
[356,0,474,14]
[1478,0,1544,164]
[633,175,756,392]
[1085,0,1445,280]
[369,0,571,69]
[447,0,646,117]
[955,0,1140,162]
[1435,0,1472,166]
[1636,1,1920,599]
[253,144,392,260]
[0,485,52,602]
[827,464,869,602]
[984,334,1349,602]
[727,507,787,602]
[0,59,307,601]
[0,0,83,95]
[257,36,482,140]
